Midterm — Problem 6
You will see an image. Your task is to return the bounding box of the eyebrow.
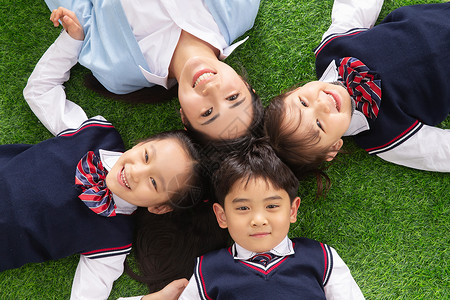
[229,97,246,109]
[200,97,247,126]
[231,195,283,203]
[150,145,166,192]
[201,113,220,126]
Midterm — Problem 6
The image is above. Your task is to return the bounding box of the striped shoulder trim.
[320,243,333,286]
[314,28,367,57]
[194,256,213,300]
[366,120,423,155]
[82,243,132,259]
[58,118,114,137]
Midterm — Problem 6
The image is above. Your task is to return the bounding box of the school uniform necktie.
[337,57,382,120]
[75,151,116,217]
[249,252,279,267]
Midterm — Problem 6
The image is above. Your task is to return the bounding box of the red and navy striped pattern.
[75,151,116,217]
[338,57,382,120]
[82,243,132,259]
[315,28,367,58]
[366,120,423,155]
[320,242,333,286]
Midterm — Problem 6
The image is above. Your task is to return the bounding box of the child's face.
[213,177,300,253]
[105,138,193,214]
[283,81,353,154]
[178,56,253,140]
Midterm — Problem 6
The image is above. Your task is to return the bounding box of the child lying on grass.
[179,140,364,299]
[265,0,449,174]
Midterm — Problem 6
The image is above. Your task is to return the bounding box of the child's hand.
[141,278,188,300]
[50,7,84,41]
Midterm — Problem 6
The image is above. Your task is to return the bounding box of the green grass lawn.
[0,0,448,299]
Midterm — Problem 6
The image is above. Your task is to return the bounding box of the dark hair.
[125,204,230,292]
[212,138,299,207]
[84,73,178,104]
[264,92,332,195]
[138,130,205,209]
[125,130,230,293]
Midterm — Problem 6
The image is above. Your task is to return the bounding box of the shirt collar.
[232,236,295,261]
[319,60,370,136]
[99,149,138,215]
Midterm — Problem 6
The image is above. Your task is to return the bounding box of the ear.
[325,139,343,162]
[179,108,187,130]
[147,204,173,215]
[289,197,301,223]
[213,203,228,229]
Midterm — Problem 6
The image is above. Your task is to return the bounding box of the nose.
[315,95,331,114]
[129,162,149,183]
[200,77,220,97]
[251,212,268,227]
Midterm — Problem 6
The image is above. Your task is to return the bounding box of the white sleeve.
[23,30,88,136]
[324,247,364,300]
[70,254,127,300]
[178,274,201,300]
[321,0,384,41]
[376,125,450,172]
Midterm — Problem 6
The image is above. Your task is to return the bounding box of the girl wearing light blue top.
[45,0,263,141]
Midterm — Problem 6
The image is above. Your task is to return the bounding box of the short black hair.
[212,138,299,206]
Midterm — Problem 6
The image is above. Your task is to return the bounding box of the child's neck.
[168,30,220,80]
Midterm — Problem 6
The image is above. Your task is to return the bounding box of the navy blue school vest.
[315,3,450,154]
[0,118,135,271]
[193,237,333,300]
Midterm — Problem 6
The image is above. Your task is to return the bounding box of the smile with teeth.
[326,92,340,111]
[121,168,131,189]
[193,72,215,88]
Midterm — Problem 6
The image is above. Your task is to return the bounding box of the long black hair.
[125,203,230,292]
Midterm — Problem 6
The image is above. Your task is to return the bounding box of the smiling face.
[105,138,193,214]
[177,56,253,140]
[282,81,353,156]
[213,177,300,253]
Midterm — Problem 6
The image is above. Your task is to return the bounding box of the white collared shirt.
[120,0,247,89]
[232,236,295,260]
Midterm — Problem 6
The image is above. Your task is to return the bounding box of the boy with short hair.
[264,0,450,173]
[179,141,364,299]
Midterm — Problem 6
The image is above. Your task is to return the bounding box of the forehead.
[282,94,320,142]
[225,177,289,204]
[142,138,192,173]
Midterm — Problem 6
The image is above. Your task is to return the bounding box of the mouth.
[120,167,131,189]
[250,232,270,238]
[325,90,341,112]
[192,69,216,88]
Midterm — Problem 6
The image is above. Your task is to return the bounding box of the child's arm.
[324,247,364,299]
[321,0,384,42]
[376,125,450,172]
[71,254,127,299]
[116,279,188,300]
[23,9,89,136]
[177,273,202,300]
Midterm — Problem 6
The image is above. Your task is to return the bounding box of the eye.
[299,98,308,107]
[267,204,279,209]
[226,93,239,101]
[150,177,157,190]
[316,120,323,130]
[144,151,149,163]
[236,206,249,211]
[201,108,213,117]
